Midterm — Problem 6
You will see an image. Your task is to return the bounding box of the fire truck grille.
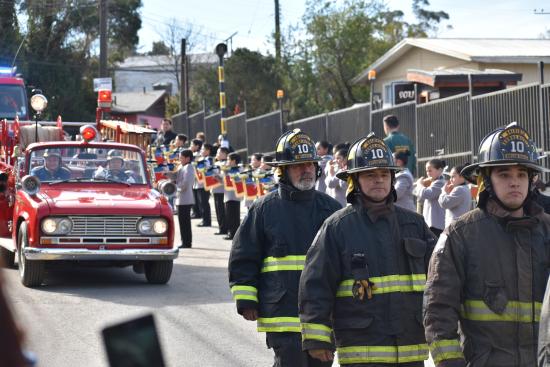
[69,216,140,236]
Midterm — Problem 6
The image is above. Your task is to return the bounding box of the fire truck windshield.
[0,84,27,119]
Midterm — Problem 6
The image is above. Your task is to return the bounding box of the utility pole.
[224,31,238,57]
[99,0,108,77]
[274,0,281,62]
[180,38,189,113]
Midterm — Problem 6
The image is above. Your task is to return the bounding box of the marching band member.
[223,152,244,240]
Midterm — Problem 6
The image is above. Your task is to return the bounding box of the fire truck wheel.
[18,222,45,287]
[144,260,173,284]
[0,247,15,268]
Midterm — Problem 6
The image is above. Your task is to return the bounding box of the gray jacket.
[438,184,472,228]
[315,155,332,194]
[394,168,416,212]
[324,171,346,208]
[413,176,446,230]
[175,163,195,206]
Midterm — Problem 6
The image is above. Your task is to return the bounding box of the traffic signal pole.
[215,43,228,136]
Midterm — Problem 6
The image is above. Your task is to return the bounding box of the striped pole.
[215,43,228,136]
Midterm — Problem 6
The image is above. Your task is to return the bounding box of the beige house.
[353,38,550,106]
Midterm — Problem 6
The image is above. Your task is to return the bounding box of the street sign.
[93,77,112,92]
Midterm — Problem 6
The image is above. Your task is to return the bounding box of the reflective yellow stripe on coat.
[257,317,301,332]
[461,300,542,323]
[336,274,426,297]
[429,339,464,364]
[261,255,306,273]
[301,323,332,343]
[337,344,429,364]
[230,285,258,302]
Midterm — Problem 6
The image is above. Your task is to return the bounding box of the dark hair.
[428,158,446,170]
[191,139,203,148]
[453,162,470,176]
[333,142,350,153]
[176,134,188,142]
[383,115,399,128]
[394,151,410,165]
[228,152,241,164]
[251,153,263,161]
[262,155,274,163]
[335,148,348,158]
[202,143,213,153]
[317,140,331,150]
[180,149,193,159]
[218,147,230,155]
[162,118,172,125]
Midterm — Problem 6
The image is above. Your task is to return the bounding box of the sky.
[138,0,550,56]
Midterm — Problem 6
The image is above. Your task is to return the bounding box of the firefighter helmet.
[268,129,320,166]
[42,149,62,165]
[461,123,548,180]
[107,149,124,162]
[337,133,400,180]
[43,149,61,159]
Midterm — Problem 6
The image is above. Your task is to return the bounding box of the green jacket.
[384,131,416,175]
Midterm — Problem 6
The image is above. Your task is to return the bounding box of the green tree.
[278,0,450,117]
[409,0,450,36]
[150,41,170,56]
[18,0,142,120]
[225,48,279,117]
[0,0,21,65]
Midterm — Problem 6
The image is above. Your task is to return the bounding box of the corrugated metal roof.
[111,90,166,113]
[354,38,550,84]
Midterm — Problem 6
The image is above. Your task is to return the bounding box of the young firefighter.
[423,124,550,367]
[299,133,436,366]
[228,129,341,367]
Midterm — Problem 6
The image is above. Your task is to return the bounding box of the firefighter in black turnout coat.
[228,129,341,367]
[298,133,436,366]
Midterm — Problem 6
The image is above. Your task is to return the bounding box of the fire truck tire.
[0,247,15,268]
[18,222,45,287]
[144,260,173,284]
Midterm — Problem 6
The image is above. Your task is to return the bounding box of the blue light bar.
[0,66,16,76]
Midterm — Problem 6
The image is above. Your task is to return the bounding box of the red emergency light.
[97,89,112,109]
[80,125,98,142]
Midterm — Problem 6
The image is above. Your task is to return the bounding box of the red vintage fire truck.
[0,89,178,287]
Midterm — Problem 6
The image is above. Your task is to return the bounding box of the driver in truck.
[30,150,70,181]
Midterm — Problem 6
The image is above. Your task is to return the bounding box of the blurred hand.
[444,181,454,194]
[308,349,334,362]
[242,308,258,321]
[328,160,336,176]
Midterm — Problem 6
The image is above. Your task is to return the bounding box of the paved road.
[3,206,434,367]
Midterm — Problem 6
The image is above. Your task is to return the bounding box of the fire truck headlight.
[152,219,168,234]
[41,218,57,234]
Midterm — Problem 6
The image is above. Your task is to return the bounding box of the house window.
[383,83,393,108]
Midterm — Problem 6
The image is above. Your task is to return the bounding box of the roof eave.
[472,56,550,63]
[352,39,411,85]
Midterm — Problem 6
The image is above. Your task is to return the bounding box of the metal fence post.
[539,62,546,152]
[245,110,250,158]
[468,74,475,162]
[414,83,419,175]
[325,113,329,141]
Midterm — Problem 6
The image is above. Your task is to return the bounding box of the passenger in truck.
[95,150,130,182]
